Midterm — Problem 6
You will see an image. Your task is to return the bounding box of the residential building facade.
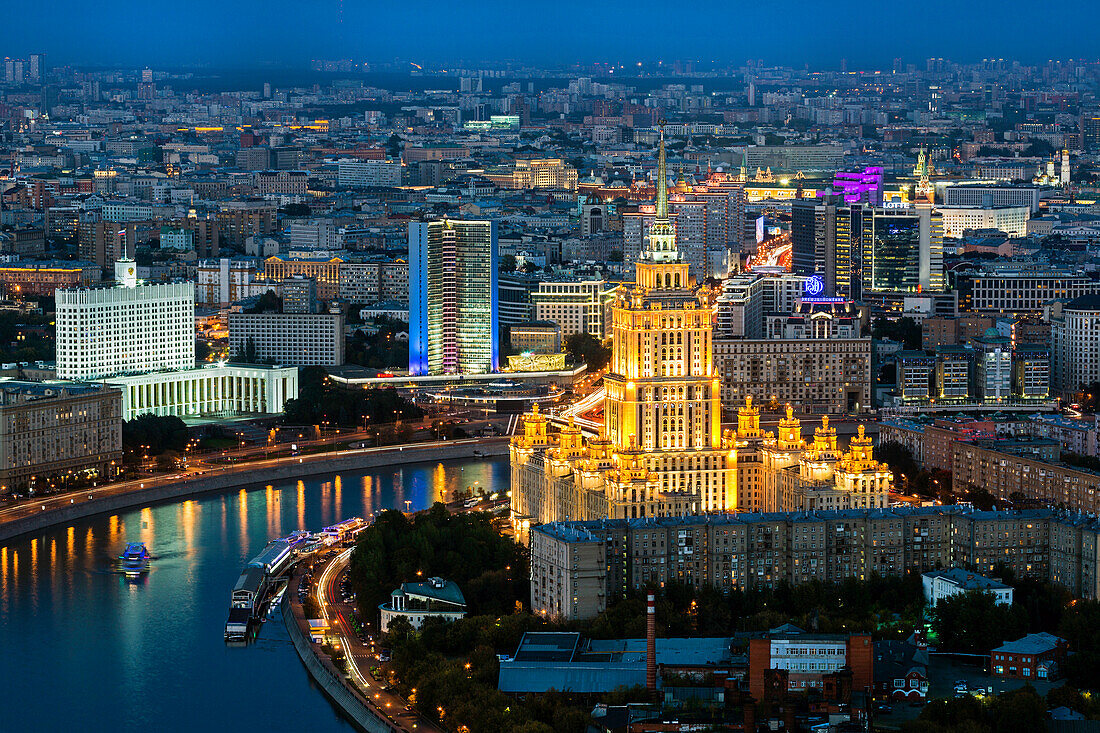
[228,311,345,366]
[0,381,123,495]
[530,506,1100,620]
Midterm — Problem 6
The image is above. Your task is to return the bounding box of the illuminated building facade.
[511,127,737,534]
[622,171,745,279]
[409,219,499,376]
[529,506,1100,620]
[790,196,864,299]
[531,280,612,340]
[0,260,100,297]
[0,381,123,496]
[729,400,889,513]
[55,264,195,381]
[861,205,944,295]
[263,256,343,300]
[485,159,579,191]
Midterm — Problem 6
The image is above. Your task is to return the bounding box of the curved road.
[0,437,503,530]
[310,548,442,733]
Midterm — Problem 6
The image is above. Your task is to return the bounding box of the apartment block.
[530,506,1100,620]
[713,337,872,415]
[0,382,123,495]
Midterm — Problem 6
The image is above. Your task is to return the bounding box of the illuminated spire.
[655,121,669,220]
[641,121,679,264]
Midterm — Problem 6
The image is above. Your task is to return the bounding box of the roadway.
[0,437,507,531]
[312,548,440,733]
[746,232,792,270]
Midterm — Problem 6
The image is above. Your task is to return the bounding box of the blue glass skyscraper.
[409,219,499,376]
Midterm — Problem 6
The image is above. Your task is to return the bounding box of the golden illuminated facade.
[485,159,579,191]
[511,127,736,536]
[732,401,891,513]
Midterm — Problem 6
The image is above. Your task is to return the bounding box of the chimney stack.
[646,593,657,695]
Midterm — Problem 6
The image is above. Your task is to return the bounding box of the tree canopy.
[872,316,922,349]
[348,504,527,620]
[122,414,188,455]
[929,590,1029,654]
[902,685,1046,733]
[565,333,611,370]
[282,366,422,427]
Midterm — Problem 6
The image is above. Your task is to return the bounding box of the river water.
[0,457,508,732]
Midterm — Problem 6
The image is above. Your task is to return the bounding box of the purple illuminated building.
[824,167,884,205]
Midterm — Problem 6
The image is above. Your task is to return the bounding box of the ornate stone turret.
[584,425,615,463]
[777,404,803,451]
[737,395,763,439]
[551,414,586,460]
[915,145,933,203]
[513,403,549,450]
[812,415,839,455]
[833,423,892,506]
[840,423,877,473]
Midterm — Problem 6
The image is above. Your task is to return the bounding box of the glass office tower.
[409,219,499,375]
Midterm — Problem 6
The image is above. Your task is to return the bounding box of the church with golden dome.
[509,128,890,539]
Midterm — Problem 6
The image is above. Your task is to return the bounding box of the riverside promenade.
[0,437,509,545]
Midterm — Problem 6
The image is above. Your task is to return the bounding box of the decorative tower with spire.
[509,124,737,531]
[635,122,690,291]
[915,146,933,204]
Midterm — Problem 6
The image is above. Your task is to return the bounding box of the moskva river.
[0,457,508,732]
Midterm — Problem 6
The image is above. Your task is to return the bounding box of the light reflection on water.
[0,457,507,733]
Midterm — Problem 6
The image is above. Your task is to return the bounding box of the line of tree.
[0,311,54,363]
[871,315,922,349]
[345,316,408,369]
[575,574,926,641]
[282,366,423,428]
[122,414,188,456]
[902,685,1047,733]
[243,290,282,314]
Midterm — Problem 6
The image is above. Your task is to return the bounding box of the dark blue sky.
[4,0,1098,69]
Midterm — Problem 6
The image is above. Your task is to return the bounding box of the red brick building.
[748,631,873,701]
[874,639,929,702]
[991,633,1067,680]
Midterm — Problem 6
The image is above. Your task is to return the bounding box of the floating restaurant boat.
[118,543,150,577]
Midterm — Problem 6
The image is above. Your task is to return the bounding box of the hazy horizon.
[3,0,1099,70]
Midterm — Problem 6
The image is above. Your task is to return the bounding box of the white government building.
[56,263,195,381]
[935,205,1030,239]
[55,259,297,421]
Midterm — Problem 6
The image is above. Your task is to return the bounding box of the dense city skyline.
[8,13,1100,731]
[4,1,1100,68]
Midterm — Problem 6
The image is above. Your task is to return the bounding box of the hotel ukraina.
[510,130,891,539]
